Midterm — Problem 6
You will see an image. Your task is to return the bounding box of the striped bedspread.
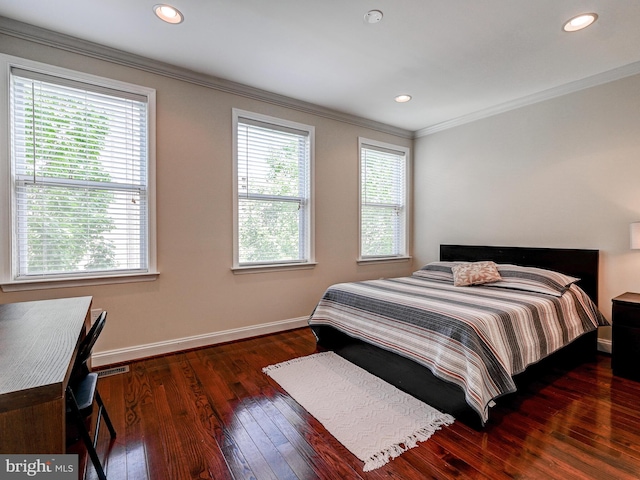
[308,275,608,424]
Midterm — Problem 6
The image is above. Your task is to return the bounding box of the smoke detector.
[364,10,383,24]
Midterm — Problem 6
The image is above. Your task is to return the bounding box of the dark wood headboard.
[440,245,599,305]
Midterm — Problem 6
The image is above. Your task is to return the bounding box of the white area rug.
[263,351,455,471]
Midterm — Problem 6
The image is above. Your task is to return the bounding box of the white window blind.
[235,113,312,266]
[10,68,150,279]
[360,141,408,258]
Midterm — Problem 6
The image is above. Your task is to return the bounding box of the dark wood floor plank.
[144,357,196,480]
[242,396,319,480]
[215,346,315,480]
[196,347,287,480]
[498,411,626,480]
[188,350,261,480]
[166,357,236,480]
[85,328,640,480]
[269,391,369,479]
[257,393,340,480]
[93,374,127,480]
[260,385,390,480]
[446,410,570,480]
[234,400,299,480]
[429,429,527,479]
[123,362,153,480]
[505,367,640,471]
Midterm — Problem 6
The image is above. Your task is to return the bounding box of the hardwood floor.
[80,328,640,479]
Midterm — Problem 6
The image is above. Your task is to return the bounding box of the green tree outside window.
[18,84,117,274]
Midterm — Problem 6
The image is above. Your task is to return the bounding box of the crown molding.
[5,15,639,142]
[416,60,640,138]
[0,15,413,139]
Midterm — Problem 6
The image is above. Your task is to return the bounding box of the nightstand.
[612,292,640,381]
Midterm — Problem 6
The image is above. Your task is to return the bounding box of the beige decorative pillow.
[451,261,502,287]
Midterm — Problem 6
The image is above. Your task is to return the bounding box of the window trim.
[232,108,315,273]
[0,54,158,291]
[358,137,411,263]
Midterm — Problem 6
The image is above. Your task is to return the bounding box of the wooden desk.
[0,296,92,453]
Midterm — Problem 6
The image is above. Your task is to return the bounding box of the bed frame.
[312,245,600,428]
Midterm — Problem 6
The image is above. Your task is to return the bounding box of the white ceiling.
[1,1,640,133]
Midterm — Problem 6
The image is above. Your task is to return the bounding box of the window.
[0,56,156,290]
[359,138,410,260]
[233,109,314,271]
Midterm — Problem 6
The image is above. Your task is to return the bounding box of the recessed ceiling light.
[395,94,412,103]
[364,10,383,24]
[153,4,184,24]
[563,13,597,32]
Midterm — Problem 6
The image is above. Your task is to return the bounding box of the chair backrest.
[74,311,107,373]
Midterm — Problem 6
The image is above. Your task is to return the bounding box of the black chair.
[66,311,116,480]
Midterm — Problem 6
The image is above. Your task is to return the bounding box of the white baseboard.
[598,337,612,354]
[92,318,613,368]
[91,316,309,368]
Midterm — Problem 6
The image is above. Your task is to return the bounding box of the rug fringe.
[362,415,455,472]
[262,351,333,375]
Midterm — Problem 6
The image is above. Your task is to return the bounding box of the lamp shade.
[631,222,640,249]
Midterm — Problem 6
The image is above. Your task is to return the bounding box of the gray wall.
[414,73,640,344]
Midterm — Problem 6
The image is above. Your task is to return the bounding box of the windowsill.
[0,271,160,292]
[232,262,318,274]
[357,256,412,265]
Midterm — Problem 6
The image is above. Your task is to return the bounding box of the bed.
[309,245,608,428]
